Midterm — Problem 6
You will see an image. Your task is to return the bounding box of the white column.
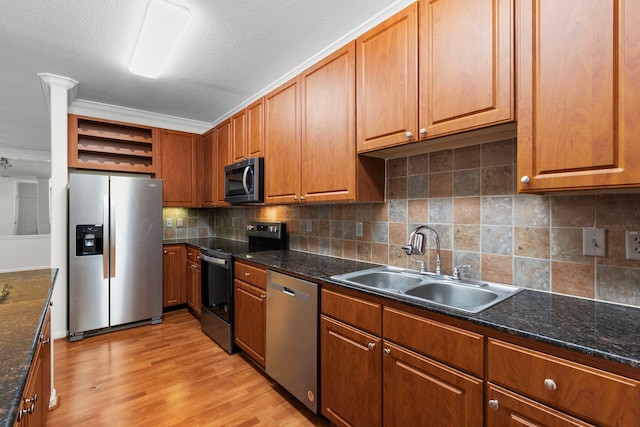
[38,73,78,410]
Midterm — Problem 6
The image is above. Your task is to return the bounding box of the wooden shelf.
[69,114,158,174]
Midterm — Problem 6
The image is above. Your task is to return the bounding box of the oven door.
[201,252,232,322]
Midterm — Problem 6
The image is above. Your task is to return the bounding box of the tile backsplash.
[166,139,640,308]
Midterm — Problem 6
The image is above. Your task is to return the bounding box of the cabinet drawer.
[234,261,267,290]
[488,339,639,426]
[186,246,201,264]
[383,307,484,377]
[321,289,382,336]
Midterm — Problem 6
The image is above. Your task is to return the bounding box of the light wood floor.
[47,309,329,426]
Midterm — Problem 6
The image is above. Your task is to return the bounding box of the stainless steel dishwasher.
[266,270,318,414]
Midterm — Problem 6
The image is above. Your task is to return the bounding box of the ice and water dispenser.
[75,225,103,256]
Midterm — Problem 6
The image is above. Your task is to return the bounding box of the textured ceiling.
[0,0,410,155]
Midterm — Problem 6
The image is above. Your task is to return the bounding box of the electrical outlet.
[625,230,640,260]
[176,217,183,228]
[165,218,173,228]
[355,221,363,238]
[305,220,312,233]
[582,228,606,257]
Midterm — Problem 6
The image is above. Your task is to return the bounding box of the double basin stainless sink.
[331,266,521,313]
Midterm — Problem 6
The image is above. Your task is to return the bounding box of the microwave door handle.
[242,165,252,194]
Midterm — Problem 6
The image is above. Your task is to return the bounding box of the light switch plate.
[625,230,640,260]
[165,218,173,228]
[582,228,606,257]
[355,222,363,238]
[176,217,183,228]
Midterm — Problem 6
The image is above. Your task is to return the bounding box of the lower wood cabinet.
[320,287,483,427]
[487,384,594,427]
[487,338,640,426]
[185,246,201,316]
[15,304,51,427]
[383,341,483,426]
[321,315,382,427]
[162,245,186,308]
[233,260,267,367]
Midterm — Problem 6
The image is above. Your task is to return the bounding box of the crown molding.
[68,99,213,134]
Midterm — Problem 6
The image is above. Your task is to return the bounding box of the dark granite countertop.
[163,240,640,370]
[164,237,248,255]
[0,269,57,427]
[235,250,640,370]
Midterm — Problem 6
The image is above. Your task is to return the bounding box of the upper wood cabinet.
[517,0,640,192]
[216,119,232,206]
[201,128,217,207]
[68,114,158,174]
[231,109,247,162]
[356,0,514,154]
[232,98,264,161]
[356,4,418,152]
[264,76,302,204]
[264,44,385,204]
[246,98,264,158]
[158,129,199,207]
[302,41,384,203]
[419,0,513,138]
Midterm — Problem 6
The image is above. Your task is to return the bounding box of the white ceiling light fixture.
[128,0,192,79]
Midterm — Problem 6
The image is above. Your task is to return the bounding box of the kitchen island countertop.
[0,269,57,427]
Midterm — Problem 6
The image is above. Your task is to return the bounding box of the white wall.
[0,235,50,272]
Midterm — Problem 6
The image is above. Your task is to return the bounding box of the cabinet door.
[419,0,513,138]
[320,315,382,427]
[356,3,418,153]
[517,0,640,192]
[162,245,186,307]
[234,279,266,367]
[216,119,232,205]
[232,109,247,162]
[383,341,483,427]
[202,129,217,207]
[159,130,199,207]
[487,384,594,427]
[264,76,302,204]
[246,98,264,158]
[186,261,201,316]
[301,42,356,203]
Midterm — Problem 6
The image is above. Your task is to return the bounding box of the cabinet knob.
[163,250,167,254]
[244,272,251,277]
[300,196,305,201]
[405,131,413,139]
[367,342,376,351]
[293,195,298,200]
[383,348,391,356]
[419,128,427,136]
[488,399,499,411]
[544,378,557,391]
[24,394,38,404]
[520,175,531,184]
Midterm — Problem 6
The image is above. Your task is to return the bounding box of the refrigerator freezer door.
[68,174,110,335]
[109,176,163,326]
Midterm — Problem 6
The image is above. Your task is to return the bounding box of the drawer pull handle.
[488,399,499,411]
[367,342,376,351]
[260,294,266,299]
[383,348,391,356]
[245,272,251,276]
[544,378,557,391]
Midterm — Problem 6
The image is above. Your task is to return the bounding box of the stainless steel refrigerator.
[68,173,163,341]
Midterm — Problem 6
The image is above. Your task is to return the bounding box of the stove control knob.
[246,225,255,231]
[269,226,279,233]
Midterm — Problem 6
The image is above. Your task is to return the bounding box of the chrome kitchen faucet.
[403,225,441,275]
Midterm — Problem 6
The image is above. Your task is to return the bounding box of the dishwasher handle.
[201,253,230,268]
[270,283,310,301]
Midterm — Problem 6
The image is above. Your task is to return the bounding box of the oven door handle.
[201,254,230,267]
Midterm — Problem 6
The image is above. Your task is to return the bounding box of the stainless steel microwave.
[224,157,264,204]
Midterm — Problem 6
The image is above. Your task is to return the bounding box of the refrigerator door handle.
[110,196,116,278]
[103,195,109,279]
